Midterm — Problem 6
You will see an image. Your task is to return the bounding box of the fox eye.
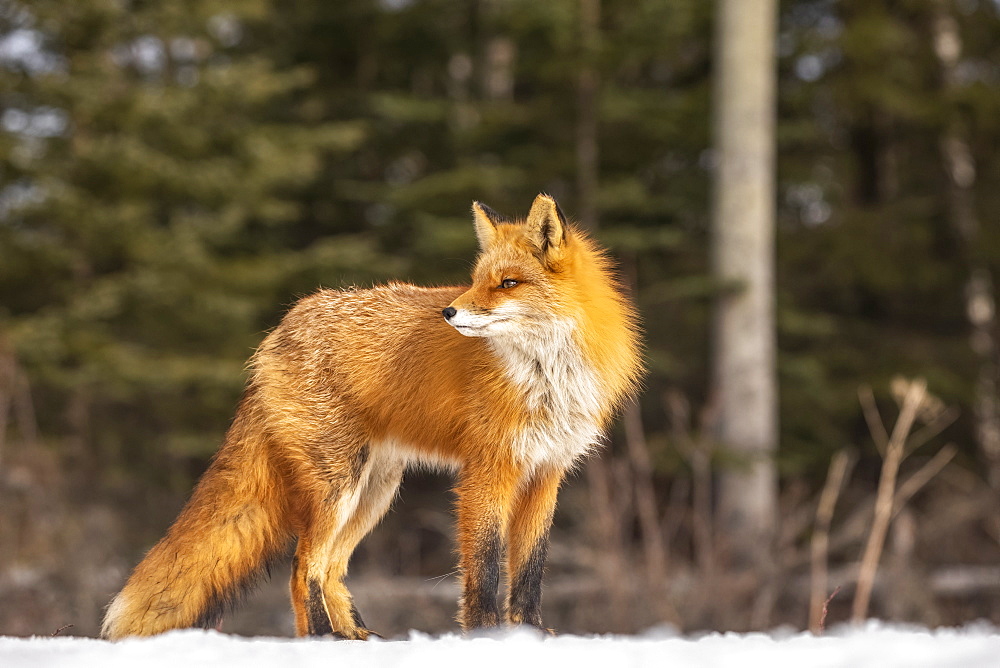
[500,278,519,289]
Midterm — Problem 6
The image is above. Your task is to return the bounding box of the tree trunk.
[576,0,600,231]
[931,0,1000,491]
[710,0,779,570]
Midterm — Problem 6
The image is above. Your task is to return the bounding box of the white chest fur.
[489,320,604,471]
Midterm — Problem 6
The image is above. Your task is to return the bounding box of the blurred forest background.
[3,0,1000,638]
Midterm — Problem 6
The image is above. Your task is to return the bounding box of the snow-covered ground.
[2,623,999,668]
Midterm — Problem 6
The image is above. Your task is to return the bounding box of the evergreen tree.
[0,0,376,486]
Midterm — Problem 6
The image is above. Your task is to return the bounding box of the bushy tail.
[102,390,289,640]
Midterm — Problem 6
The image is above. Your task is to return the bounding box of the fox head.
[443,193,577,338]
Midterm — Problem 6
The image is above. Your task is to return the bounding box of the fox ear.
[525,193,567,259]
[472,201,507,249]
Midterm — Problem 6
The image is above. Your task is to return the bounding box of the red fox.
[101,194,642,640]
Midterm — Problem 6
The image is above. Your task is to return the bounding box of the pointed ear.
[524,193,567,258]
[472,201,507,249]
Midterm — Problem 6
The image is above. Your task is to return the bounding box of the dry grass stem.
[585,457,630,628]
[892,444,958,518]
[851,379,927,623]
[905,406,960,455]
[665,390,715,578]
[623,402,669,583]
[809,449,855,633]
[819,585,842,633]
[858,385,890,456]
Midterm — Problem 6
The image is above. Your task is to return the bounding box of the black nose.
[442,306,457,320]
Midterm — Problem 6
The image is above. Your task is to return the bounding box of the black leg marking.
[509,534,549,627]
[306,579,333,636]
[463,528,503,629]
[350,601,367,629]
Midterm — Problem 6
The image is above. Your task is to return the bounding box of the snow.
[2,623,998,668]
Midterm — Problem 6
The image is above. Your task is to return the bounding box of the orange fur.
[101,194,642,640]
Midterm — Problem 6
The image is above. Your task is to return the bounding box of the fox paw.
[332,627,382,641]
[508,623,556,637]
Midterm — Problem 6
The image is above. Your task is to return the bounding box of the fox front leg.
[505,467,562,630]
[453,462,521,631]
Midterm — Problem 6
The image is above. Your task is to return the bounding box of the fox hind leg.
[323,454,404,638]
[290,543,337,636]
[290,448,404,638]
[290,548,362,638]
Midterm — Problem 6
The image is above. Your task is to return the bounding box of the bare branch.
[623,403,668,582]
[852,379,926,623]
[906,406,959,455]
[893,444,958,518]
[858,385,889,456]
[809,449,856,633]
